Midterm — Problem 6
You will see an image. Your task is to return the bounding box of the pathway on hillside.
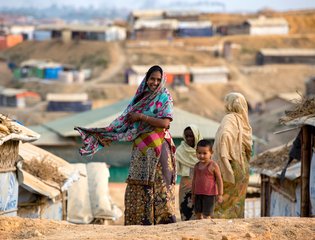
[84,42,126,88]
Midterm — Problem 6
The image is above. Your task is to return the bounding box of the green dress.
[214,151,249,218]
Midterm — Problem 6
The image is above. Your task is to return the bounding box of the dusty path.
[84,42,126,87]
[0,216,314,240]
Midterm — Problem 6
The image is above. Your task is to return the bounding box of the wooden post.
[260,174,270,217]
[301,125,311,217]
[62,191,67,221]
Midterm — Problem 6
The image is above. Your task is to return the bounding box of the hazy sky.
[1,0,315,12]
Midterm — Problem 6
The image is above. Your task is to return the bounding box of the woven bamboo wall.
[0,140,19,170]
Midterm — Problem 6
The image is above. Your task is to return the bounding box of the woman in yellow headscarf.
[176,125,203,221]
[213,92,252,218]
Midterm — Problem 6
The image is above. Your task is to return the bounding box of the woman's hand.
[127,112,143,124]
[99,138,112,147]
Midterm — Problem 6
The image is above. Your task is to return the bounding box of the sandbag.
[67,163,93,224]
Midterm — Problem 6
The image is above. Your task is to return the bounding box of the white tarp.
[67,162,121,224]
[0,172,18,216]
[270,183,301,216]
[67,163,93,224]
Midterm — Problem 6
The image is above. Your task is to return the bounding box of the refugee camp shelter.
[263,92,301,113]
[189,66,229,84]
[177,21,213,37]
[34,24,127,42]
[0,115,40,217]
[132,19,178,40]
[251,144,302,217]
[126,65,190,86]
[283,115,315,217]
[30,98,221,182]
[46,93,92,112]
[245,16,289,35]
[8,25,35,40]
[0,34,23,50]
[17,142,80,220]
[0,88,41,108]
[256,49,315,65]
[128,10,164,26]
[223,16,289,36]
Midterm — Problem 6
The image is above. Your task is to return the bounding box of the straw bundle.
[0,140,19,169]
[0,115,21,135]
[22,156,67,186]
[280,95,315,123]
[0,115,22,170]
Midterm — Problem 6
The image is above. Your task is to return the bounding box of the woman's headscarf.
[176,124,203,176]
[212,92,252,184]
[75,67,173,156]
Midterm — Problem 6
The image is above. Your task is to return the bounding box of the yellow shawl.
[176,124,203,177]
[213,93,252,184]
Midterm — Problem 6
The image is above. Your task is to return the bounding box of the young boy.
[192,139,223,219]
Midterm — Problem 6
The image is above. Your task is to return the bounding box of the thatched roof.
[0,114,40,145]
[250,143,300,180]
[280,96,315,124]
[17,143,81,198]
[251,144,291,172]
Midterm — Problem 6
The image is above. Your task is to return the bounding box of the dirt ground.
[1,183,313,240]
[1,215,314,240]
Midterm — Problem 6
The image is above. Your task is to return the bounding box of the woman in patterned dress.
[212,92,252,218]
[75,65,176,225]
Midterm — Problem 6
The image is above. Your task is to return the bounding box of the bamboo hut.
[0,115,40,216]
[17,142,81,220]
[253,96,315,217]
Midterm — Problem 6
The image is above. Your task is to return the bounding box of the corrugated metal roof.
[259,48,315,56]
[189,66,229,74]
[134,19,178,30]
[29,125,75,146]
[178,21,212,28]
[246,16,288,26]
[30,98,221,141]
[131,65,189,74]
[46,93,89,102]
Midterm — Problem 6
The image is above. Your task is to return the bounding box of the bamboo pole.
[260,174,270,217]
[260,174,265,217]
[301,125,311,217]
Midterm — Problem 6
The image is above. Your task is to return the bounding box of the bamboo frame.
[300,125,312,217]
[260,174,271,217]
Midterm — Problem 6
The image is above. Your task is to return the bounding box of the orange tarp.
[0,35,23,50]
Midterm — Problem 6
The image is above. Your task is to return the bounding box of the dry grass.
[250,145,291,171]
[22,156,67,186]
[280,95,315,123]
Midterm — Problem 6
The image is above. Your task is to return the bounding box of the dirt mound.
[0,216,314,240]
